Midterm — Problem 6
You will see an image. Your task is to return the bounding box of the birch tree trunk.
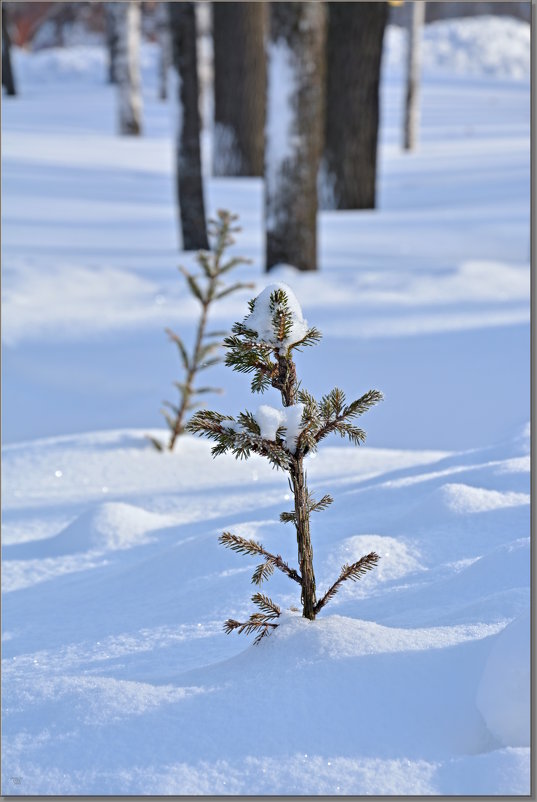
[212,2,267,176]
[404,1,425,150]
[168,2,209,250]
[322,2,388,210]
[104,3,121,84]
[117,0,142,135]
[265,2,326,272]
[2,8,17,96]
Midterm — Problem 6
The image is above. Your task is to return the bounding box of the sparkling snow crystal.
[244,283,309,349]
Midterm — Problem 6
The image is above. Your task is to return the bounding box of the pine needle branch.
[252,592,281,617]
[279,510,296,524]
[315,388,383,445]
[291,326,323,350]
[314,552,380,614]
[223,593,281,645]
[280,492,333,526]
[219,533,302,585]
[310,493,334,513]
[252,560,275,584]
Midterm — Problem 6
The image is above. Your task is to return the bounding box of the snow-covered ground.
[1,17,530,796]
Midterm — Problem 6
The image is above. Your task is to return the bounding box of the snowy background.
[1,15,531,796]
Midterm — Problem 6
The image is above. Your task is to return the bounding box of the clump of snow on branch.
[254,403,305,453]
[253,405,283,441]
[245,282,309,348]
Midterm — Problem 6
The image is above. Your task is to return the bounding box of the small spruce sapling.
[151,210,253,451]
[187,284,382,643]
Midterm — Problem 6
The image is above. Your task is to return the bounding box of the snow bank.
[11,16,529,93]
[1,428,530,794]
[12,41,160,87]
[476,610,530,747]
[384,16,530,80]
[5,502,175,559]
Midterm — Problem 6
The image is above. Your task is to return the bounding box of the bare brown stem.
[168,299,210,450]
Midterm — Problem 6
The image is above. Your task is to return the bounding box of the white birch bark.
[117,0,143,135]
[404,1,425,151]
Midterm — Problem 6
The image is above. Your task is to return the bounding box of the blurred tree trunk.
[2,8,17,96]
[156,1,171,100]
[404,1,425,150]
[212,2,267,176]
[117,0,143,135]
[104,3,121,84]
[265,2,325,272]
[322,2,388,210]
[168,2,209,250]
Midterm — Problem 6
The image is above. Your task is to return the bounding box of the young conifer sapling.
[187,284,383,643]
[151,210,253,451]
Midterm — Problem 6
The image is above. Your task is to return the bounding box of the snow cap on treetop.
[245,282,309,348]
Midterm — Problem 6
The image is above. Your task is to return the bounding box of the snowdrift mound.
[12,15,530,94]
[476,609,530,747]
[165,614,504,763]
[384,16,530,80]
[12,42,160,87]
[324,534,424,592]
[398,481,529,545]
[408,482,529,521]
[1,429,530,794]
[4,502,175,558]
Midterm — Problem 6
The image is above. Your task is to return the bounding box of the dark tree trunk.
[212,2,267,176]
[2,8,17,96]
[322,2,388,210]
[265,3,326,272]
[104,3,121,84]
[168,2,209,250]
[156,0,170,100]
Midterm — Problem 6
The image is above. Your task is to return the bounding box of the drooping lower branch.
[224,592,281,645]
